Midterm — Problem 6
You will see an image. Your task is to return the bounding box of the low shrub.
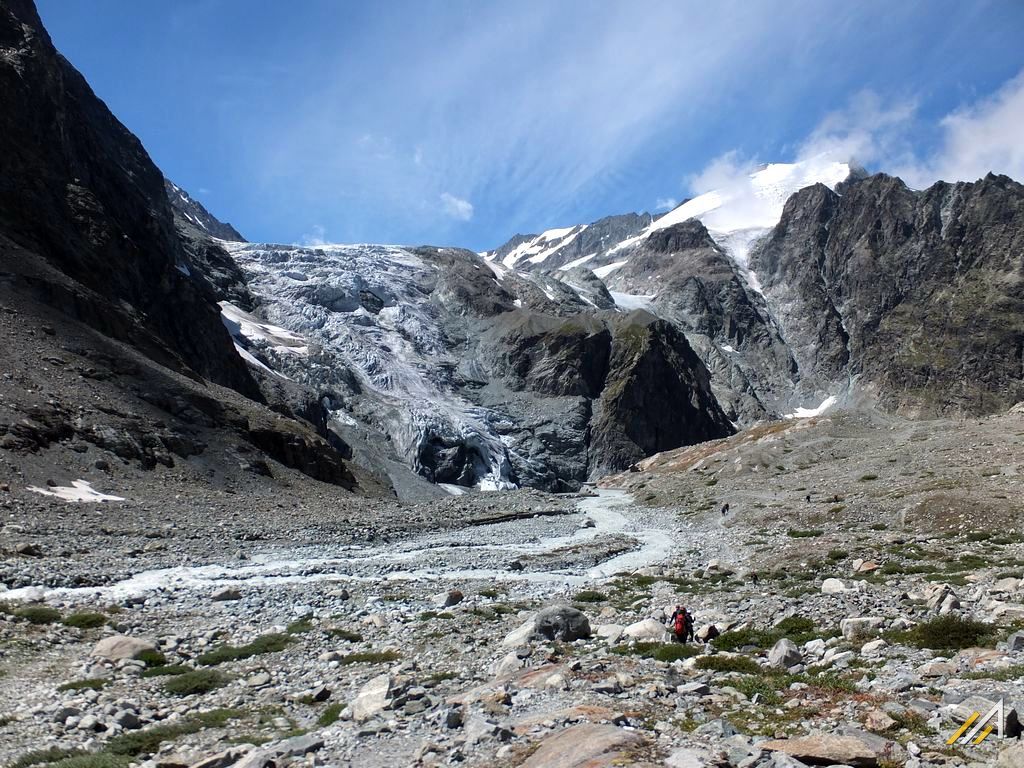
[163,669,229,696]
[62,612,107,630]
[198,633,293,665]
[317,702,345,727]
[134,649,167,667]
[573,590,607,603]
[326,628,362,642]
[337,650,401,665]
[141,665,191,678]
[888,615,996,650]
[787,529,824,538]
[15,606,62,625]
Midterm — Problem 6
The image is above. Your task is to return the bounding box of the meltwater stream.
[5,490,677,603]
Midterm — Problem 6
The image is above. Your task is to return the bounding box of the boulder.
[694,623,720,642]
[519,723,646,768]
[91,635,157,661]
[991,577,1022,594]
[864,709,897,732]
[623,618,670,642]
[502,605,591,647]
[998,742,1024,768]
[1006,631,1024,653]
[595,624,625,644]
[840,616,885,641]
[349,674,392,722]
[821,578,849,594]
[432,589,464,608]
[861,639,887,656]
[768,638,801,669]
[211,587,242,602]
[491,650,525,678]
[760,733,879,767]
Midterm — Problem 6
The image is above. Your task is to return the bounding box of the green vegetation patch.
[106,708,243,756]
[163,669,229,696]
[61,612,107,630]
[286,619,315,635]
[317,702,346,727]
[198,633,293,665]
[573,590,607,603]
[326,628,363,642]
[714,616,830,651]
[141,665,191,678]
[134,649,167,667]
[337,650,401,665]
[15,606,62,625]
[886,615,996,650]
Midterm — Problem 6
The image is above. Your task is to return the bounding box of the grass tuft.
[163,669,229,696]
[61,612,107,630]
[887,615,996,650]
[695,655,762,674]
[317,702,346,726]
[15,606,62,625]
[337,650,401,665]
[198,633,293,666]
[141,665,191,678]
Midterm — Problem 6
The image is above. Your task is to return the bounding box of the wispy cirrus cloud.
[440,192,473,221]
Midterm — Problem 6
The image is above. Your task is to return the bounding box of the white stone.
[623,618,670,642]
[349,674,392,722]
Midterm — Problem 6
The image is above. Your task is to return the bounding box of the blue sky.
[37,0,1024,250]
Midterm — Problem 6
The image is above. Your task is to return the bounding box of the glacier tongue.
[223,241,518,491]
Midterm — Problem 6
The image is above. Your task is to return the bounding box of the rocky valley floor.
[1,410,1024,768]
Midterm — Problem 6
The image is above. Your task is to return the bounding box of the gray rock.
[768,638,801,669]
[91,635,157,661]
[350,673,392,722]
[503,605,591,646]
[211,587,242,601]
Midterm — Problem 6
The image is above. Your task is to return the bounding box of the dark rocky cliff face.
[607,220,798,422]
[0,0,369,493]
[482,308,734,483]
[0,0,257,399]
[753,173,1024,415]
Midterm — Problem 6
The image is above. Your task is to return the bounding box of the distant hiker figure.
[751,572,760,586]
[832,494,840,503]
[721,503,730,516]
[670,605,694,643]
[805,494,811,503]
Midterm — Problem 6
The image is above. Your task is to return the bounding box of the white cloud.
[300,224,328,246]
[899,70,1024,187]
[440,193,473,221]
[680,69,1024,209]
[654,197,678,212]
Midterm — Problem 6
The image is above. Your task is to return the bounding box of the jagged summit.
[165,179,246,242]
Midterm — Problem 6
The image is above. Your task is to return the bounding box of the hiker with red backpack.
[669,605,694,643]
